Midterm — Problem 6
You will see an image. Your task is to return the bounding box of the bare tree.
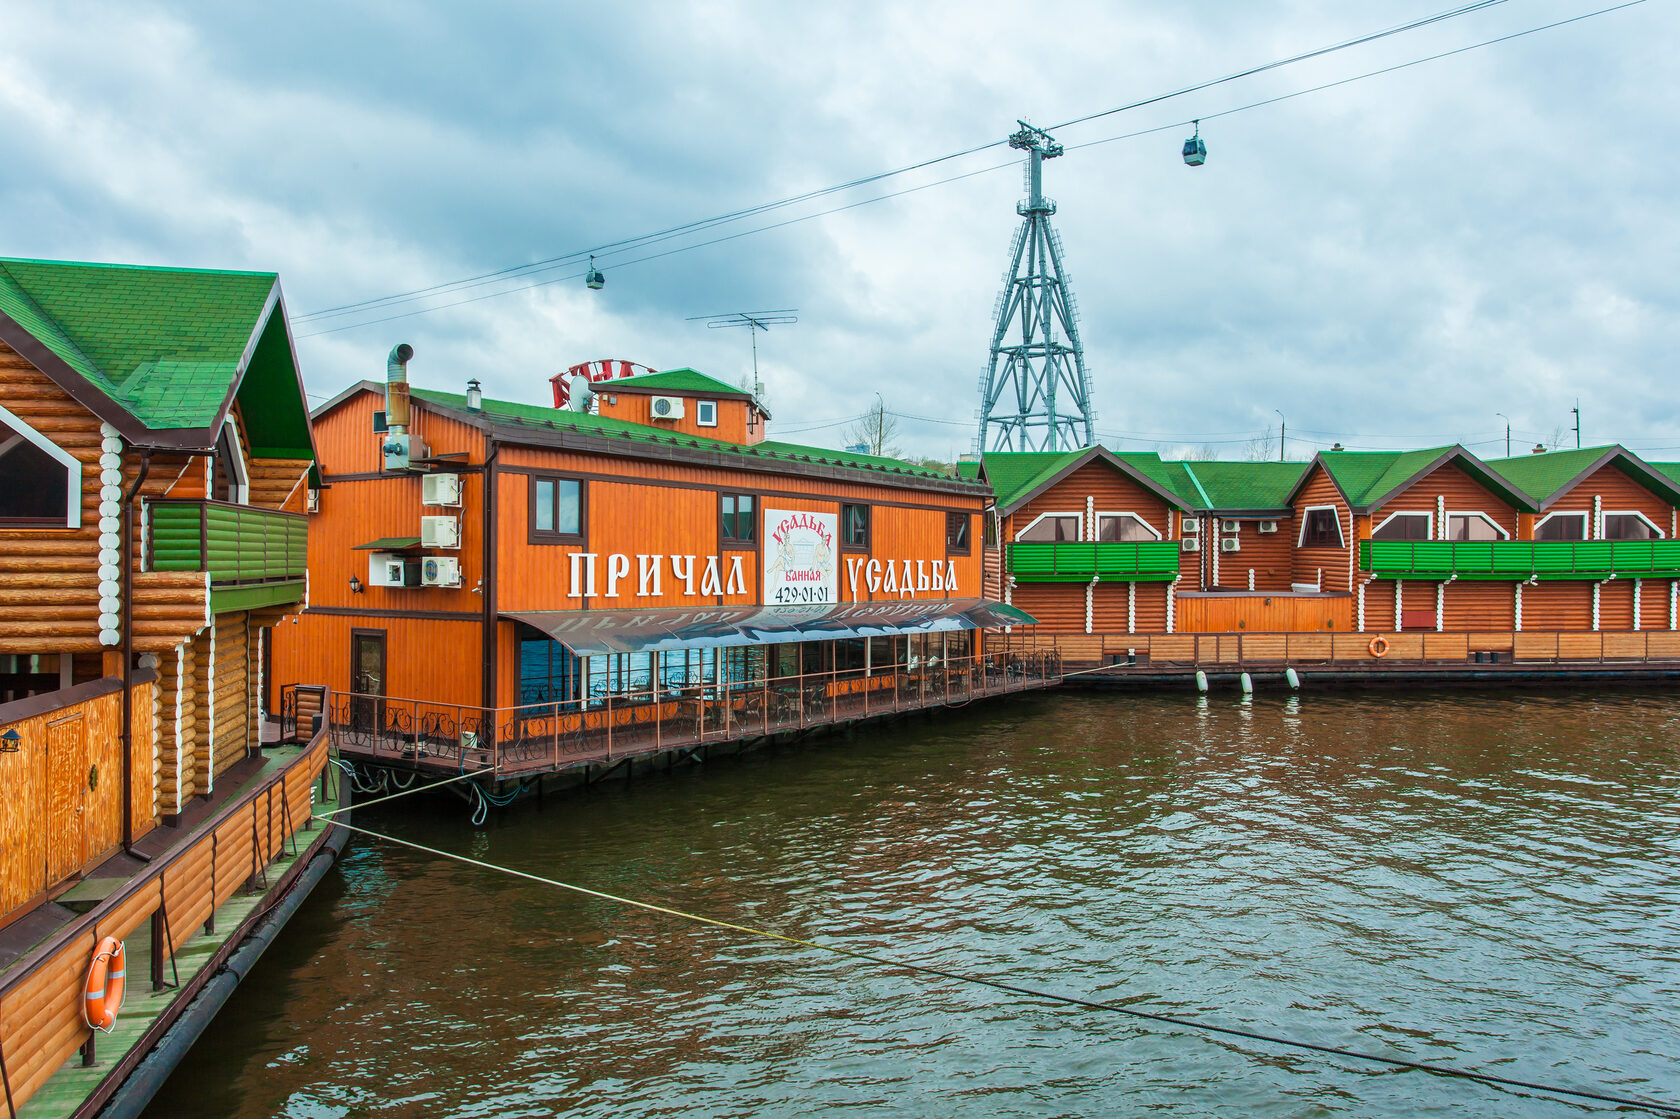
[1244,427,1278,462]
[1547,425,1568,452]
[1182,443,1221,461]
[845,397,901,458]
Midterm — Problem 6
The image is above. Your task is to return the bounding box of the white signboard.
[763,508,837,605]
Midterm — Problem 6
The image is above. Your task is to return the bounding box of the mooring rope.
[315,770,478,818]
[319,818,1677,1116]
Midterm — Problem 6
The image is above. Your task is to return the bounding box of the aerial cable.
[1047,0,1512,132]
[297,0,1645,337]
[294,0,1521,325]
[321,817,1680,1117]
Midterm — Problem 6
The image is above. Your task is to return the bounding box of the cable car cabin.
[585,256,605,290]
[1182,135,1207,166]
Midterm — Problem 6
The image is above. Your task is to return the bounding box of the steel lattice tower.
[977,122,1095,452]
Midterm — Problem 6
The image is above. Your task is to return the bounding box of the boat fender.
[1239,672,1253,694]
[1194,670,1208,693]
[1285,667,1301,690]
[84,936,127,1031]
[1368,636,1390,659]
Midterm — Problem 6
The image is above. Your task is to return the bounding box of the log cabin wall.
[1548,462,1676,537]
[1442,583,1517,631]
[1522,583,1594,630]
[1371,462,1521,540]
[1211,516,1296,590]
[1291,465,1354,591]
[1009,461,1173,542]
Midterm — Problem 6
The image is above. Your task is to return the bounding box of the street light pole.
[1496,413,1510,457]
[1274,409,1286,461]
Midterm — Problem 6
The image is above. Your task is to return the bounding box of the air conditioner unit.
[1220,537,1242,553]
[649,395,685,420]
[420,515,460,549]
[1181,537,1201,553]
[421,555,461,587]
[1221,519,1242,534]
[1257,520,1279,534]
[1181,519,1200,534]
[368,553,420,587]
[422,472,462,507]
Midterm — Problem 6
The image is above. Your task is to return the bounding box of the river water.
[145,689,1680,1117]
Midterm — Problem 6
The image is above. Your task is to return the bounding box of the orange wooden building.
[274,355,1050,776]
[969,443,1680,669]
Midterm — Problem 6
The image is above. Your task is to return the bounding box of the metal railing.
[1361,539,1680,580]
[1008,541,1181,582]
[325,649,1063,776]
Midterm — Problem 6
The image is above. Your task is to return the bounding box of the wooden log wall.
[211,612,251,781]
[1215,518,1297,591]
[1175,593,1354,634]
[1014,629,1680,667]
[1290,464,1354,591]
[0,735,328,1112]
[1371,462,1521,538]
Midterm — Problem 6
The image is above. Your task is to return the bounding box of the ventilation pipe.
[385,343,414,434]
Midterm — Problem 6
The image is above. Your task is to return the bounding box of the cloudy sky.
[1,0,1674,462]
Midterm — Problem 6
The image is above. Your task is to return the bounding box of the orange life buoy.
[1368,635,1390,659]
[84,936,126,1031]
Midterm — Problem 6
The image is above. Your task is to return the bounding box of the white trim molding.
[1298,504,1346,548]
[1094,510,1163,541]
[1602,510,1667,540]
[1370,510,1432,541]
[1013,511,1084,543]
[0,399,84,528]
[1445,510,1511,540]
[1534,511,1589,541]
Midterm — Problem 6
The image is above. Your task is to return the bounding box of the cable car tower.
[977,121,1095,453]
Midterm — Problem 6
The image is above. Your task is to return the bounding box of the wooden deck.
[307,652,1063,784]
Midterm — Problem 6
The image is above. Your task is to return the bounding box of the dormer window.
[696,400,718,427]
[0,405,79,527]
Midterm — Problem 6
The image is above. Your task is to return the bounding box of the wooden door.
[45,714,85,884]
[350,630,386,733]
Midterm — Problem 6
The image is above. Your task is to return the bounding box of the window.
[1300,507,1344,548]
[1535,512,1587,541]
[696,400,718,427]
[1372,512,1431,541]
[1447,512,1508,540]
[1604,512,1664,540]
[529,475,585,543]
[841,503,870,550]
[720,493,756,545]
[982,511,997,548]
[1015,513,1081,542]
[0,412,75,526]
[947,512,971,554]
[517,625,582,706]
[1096,513,1160,542]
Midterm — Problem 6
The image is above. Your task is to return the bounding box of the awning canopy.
[353,537,422,550]
[504,599,1036,657]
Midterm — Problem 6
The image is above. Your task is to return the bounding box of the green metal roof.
[1182,460,1311,510]
[0,256,312,457]
[1312,447,1455,507]
[976,451,1086,510]
[609,367,749,397]
[408,385,959,483]
[1485,446,1618,502]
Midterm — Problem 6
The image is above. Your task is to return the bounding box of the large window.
[1372,512,1430,541]
[720,493,756,545]
[1300,507,1344,548]
[1096,513,1159,542]
[517,626,581,706]
[529,475,584,543]
[1604,512,1664,540]
[1015,513,1081,542]
[841,503,870,550]
[0,415,74,526]
[946,512,971,554]
[1535,512,1587,541]
[1447,512,1508,540]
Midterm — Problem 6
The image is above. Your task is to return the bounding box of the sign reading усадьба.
[764,508,837,604]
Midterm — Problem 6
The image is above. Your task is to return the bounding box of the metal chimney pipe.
[386,343,414,434]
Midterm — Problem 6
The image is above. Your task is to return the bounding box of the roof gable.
[1292,445,1533,511]
[609,367,751,398]
[0,257,306,453]
[982,446,1194,515]
[1488,445,1680,510]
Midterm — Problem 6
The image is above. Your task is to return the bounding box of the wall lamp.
[349,575,364,594]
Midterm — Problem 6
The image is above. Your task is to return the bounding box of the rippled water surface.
[146,689,1680,1117]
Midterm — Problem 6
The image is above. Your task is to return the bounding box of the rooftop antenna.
[687,309,797,400]
[977,121,1095,452]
